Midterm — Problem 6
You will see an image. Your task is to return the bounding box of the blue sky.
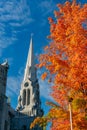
[0,0,87,117]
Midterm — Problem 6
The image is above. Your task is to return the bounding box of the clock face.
[24,82,29,87]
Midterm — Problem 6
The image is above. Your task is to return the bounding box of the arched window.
[23,89,26,105]
[27,89,30,105]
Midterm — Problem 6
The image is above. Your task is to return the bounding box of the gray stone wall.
[0,62,15,130]
[0,62,8,130]
[10,112,43,130]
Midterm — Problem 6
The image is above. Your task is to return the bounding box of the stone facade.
[0,37,43,130]
[0,61,15,130]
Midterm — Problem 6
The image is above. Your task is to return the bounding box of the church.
[0,37,44,130]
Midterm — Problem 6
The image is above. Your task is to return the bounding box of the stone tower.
[17,36,43,117]
[0,60,9,130]
[0,60,9,95]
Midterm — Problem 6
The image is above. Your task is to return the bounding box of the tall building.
[0,61,9,130]
[0,37,43,130]
[0,61,15,130]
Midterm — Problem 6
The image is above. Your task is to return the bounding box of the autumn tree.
[30,0,87,130]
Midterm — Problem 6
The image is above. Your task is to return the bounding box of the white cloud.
[6,76,22,97]
[0,0,33,25]
[18,67,25,76]
[6,65,24,97]
[39,79,53,100]
[36,0,56,27]
[0,36,17,48]
[0,0,34,57]
[38,0,55,16]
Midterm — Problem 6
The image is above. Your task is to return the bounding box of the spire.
[24,35,35,81]
[28,35,34,67]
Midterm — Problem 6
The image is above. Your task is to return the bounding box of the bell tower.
[17,36,43,117]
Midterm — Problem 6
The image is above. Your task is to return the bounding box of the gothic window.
[27,89,30,105]
[23,90,26,106]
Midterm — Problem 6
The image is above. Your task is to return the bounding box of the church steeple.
[17,36,43,117]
